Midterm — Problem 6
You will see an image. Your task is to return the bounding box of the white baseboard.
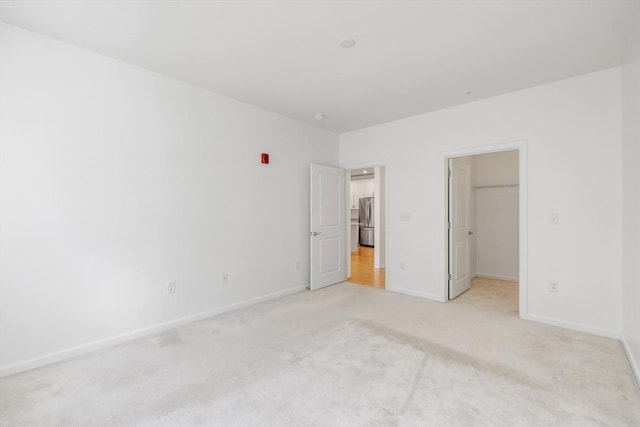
[621,336,640,389]
[386,286,445,302]
[0,284,307,378]
[522,313,620,339]
[475,273,519,282]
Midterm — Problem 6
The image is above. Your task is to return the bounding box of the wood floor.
[349,246,385,288]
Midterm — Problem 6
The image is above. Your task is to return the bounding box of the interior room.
[348,166,386,288]
[1,1,639,425]
[448,151,519,302]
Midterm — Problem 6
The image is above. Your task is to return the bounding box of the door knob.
[311,231,322,236]
[468,230,474,235]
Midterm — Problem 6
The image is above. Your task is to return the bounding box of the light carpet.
[1,279,638,426]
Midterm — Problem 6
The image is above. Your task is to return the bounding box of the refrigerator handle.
[366,202,370,225]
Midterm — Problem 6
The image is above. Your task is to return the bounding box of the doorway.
[445,142,527,317]
[347,165,386,288]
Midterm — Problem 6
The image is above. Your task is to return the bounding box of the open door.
[448,159,472,299]
[310,164,347,290]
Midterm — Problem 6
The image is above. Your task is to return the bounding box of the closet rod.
[474,184,519,189]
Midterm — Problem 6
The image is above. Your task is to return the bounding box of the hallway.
[349,246,385,288]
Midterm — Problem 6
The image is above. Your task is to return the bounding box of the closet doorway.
[446,145,526,315]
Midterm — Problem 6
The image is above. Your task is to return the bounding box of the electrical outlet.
[549,281,559,293]
[399,262,405,270]
[220,273,229,285]
[167,281,176,294]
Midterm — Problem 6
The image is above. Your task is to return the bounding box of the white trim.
[441,140,525,158]
[341,159,390,289]
[522,313,620,339]
[0,284,307,378]
[621,336,640,389]
[441,140,528,320]
[345,169,352,279]
[475,273,519,282]
[386,286,445,302]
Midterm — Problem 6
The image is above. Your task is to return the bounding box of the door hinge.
[448,170,452,178]
[447,222,452,230]
[448,273,452,281]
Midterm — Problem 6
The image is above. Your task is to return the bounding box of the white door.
[449,159,472,299]
[310,164,347,290]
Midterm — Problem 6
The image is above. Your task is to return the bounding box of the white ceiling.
[0,1,638,133]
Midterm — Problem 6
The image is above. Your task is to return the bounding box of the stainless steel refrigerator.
[359,197,374,247]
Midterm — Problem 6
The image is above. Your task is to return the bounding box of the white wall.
[475,150,519,187]
[621,14,640,382]
[340,67,622,337]
[0,24,338,374]
[474,151,519,281]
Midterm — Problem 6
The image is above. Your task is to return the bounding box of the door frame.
[442,140,528,318]
[341,160,390,287]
